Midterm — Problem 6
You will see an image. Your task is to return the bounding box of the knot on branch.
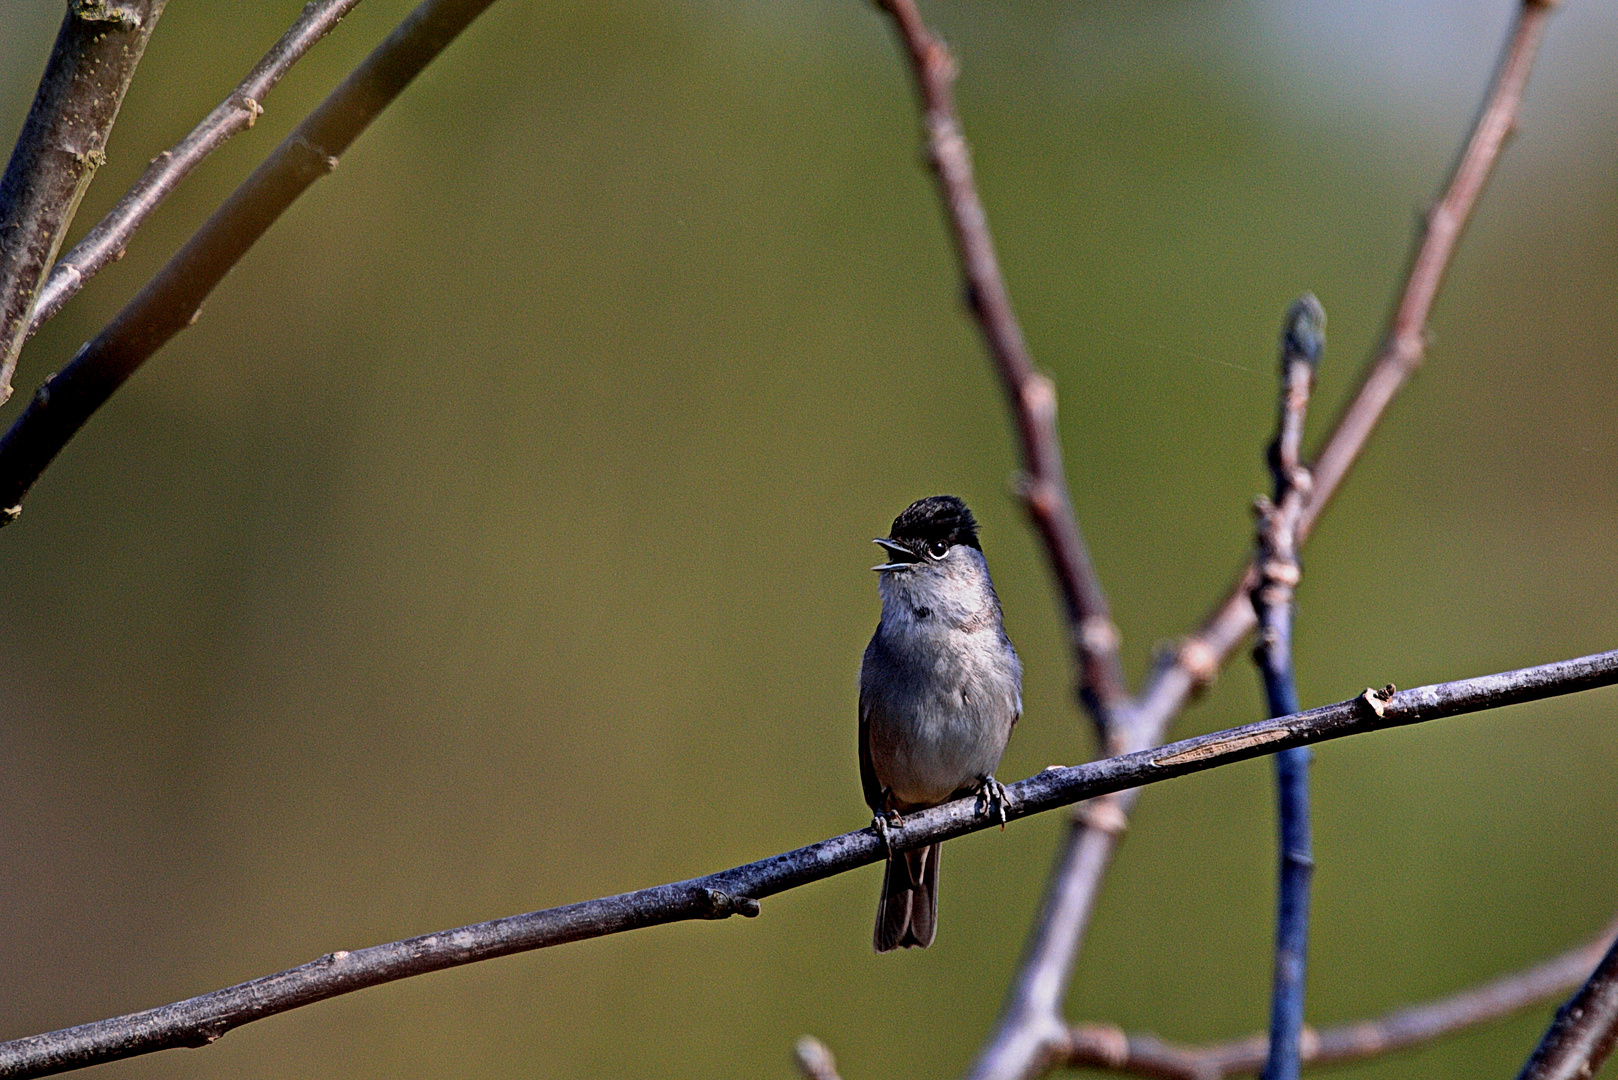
[1079,614,1119,655]
[232,94,264,127]
[1358,684,1396,718]
[699,888,760,920]
[290,133,340,174]
[179,1019,231,1048]
[1019,371,1057,422]
[70,0,143,30]
[1073,797,1129,836]
[1258,560,1302,589]
[1064,1023,1130,1068]
[1176,637,1220,691]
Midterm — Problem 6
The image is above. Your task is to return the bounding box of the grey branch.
[1515,930,1618,1080]
[0,0,500,525]
[873,0,1128,732]
[805,914,1618,1080]
[24,0,366,337]
[1135,0,1558,736]
[1057,912,1618,1079]
[0,0,167,401]
[969,4,1559,1076]
[2,649,1616,1078]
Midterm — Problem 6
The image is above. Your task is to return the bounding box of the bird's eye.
[927,540,950,559]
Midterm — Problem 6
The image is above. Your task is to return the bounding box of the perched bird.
[859,495,1022,951]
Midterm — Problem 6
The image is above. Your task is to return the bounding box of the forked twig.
[1057,912,1618,1079]
[1136,0,1559,735]
[0,0,167,401]
[0,0,500,524]
[802,912,1618,1080]
[25,0,367,337]
[957,3,1558,1076]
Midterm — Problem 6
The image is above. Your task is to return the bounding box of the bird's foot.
[871,809,905,855]
[974,775,1012,827]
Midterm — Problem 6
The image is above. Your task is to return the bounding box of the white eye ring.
[927,539,950,559]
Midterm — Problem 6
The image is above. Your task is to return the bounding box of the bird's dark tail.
[873,842,940,952]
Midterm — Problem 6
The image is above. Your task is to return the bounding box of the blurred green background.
[0,0,1615,1077]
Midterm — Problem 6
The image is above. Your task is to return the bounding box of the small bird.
[859,495,1022,951]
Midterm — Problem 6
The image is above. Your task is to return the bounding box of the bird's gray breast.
[861,611,1021,809]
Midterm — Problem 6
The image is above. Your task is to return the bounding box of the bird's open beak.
[871,538,919,572]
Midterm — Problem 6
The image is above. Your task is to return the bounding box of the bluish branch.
[1254,295,1323,1080]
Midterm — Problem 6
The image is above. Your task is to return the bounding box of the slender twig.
[1054,912,1618,1079]
[869,5,1138,1075]
[1252,296,1324,1080]
[1515,932,1618,1080]
[872,0,1128,732]
[24,0,366,337]
[0,0,500,525]
[1136,0,1558,733]
[0,0,167,402]
[2,650,1615,1078]
[967,6,1558,1076]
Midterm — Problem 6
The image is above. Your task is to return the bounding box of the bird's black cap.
[888,495,982,552]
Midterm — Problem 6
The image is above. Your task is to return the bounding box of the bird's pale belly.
[868,696,1013,808]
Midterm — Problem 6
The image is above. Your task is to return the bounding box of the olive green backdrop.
[0,1,1614,1077]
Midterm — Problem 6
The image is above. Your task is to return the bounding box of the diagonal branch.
[2,649,1615,1078]
[1057,912,1618,1079]
[873,0,1129,731]
[1515,929,1618,1080]
[966,5,1558,1076]
[0,0,501,526]
[1135,0,1558,735]
[870,7,1138,1074]
[24,0,367,337]
[0,0,167,402]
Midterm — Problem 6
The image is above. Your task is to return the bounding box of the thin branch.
[24,0,367,337]
[869,5,1141,1075]
[2,649,1615,1078]
[969,6,1559,1075]
[1056,912,1618,1079]
[1515,931,1618,1080]
[1252,296,1324,1080]
[1136,0,1558,733]
[873,0,1129,732]
[0,0,167,402]
[0,0,501,526]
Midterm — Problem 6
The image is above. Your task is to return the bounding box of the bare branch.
[1137,0,1558,729]
[1,649,1615,1078]
[872,0,1128,731]
[870,5,1138,1073]
[1515,931,1618,1080]
[970,7,1559,1074]
[0,0,500,526]
[0,0,167,402]
[1252,296,1324,1080]
[1057,914,1618,1079]
[24,0,366,337]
